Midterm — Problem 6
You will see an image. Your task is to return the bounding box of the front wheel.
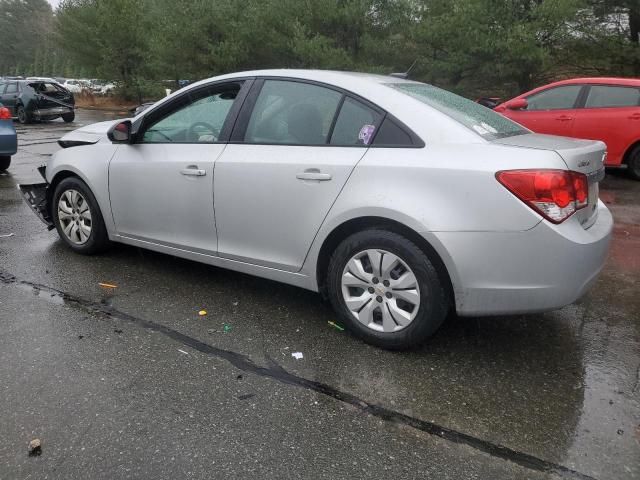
[0,156,10,171]
[62,112,75,123]
[52,177,110,254]
[327,229,449,350]
[627,145,640,181]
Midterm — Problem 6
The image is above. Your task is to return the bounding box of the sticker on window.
[358,124,376,145]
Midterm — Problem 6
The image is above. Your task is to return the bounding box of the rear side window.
[388,82,527,140]
[330,97,382,146]
[372,117,414,146]
[5,83,18,94]
[526,85,582,110]
[585,85,640,108]
[245,80,342,145]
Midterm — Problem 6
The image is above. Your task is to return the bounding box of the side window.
[372,117,415,146]
[5,83,18,94]
[245,80,342,145]
[142,82,242,143]
[330,97,382,146]
[585,85,640,108]
[526,85,582,111]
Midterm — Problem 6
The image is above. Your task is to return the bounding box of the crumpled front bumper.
[17,166,54,230]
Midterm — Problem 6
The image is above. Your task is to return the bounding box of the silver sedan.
[18,70,613,349]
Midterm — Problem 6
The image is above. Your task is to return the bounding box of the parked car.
[475,96,502,109]
[495,77,640,179]
[17,70,612,349]
[61,79,83,94]
[0,102,17,171]
[0,80,75,124]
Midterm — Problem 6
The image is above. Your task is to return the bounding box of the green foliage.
[0,0,638,99]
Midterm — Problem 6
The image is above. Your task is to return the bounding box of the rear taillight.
[0,107,11,120]
[496,169,588,224]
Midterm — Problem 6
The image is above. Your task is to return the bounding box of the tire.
[52,177,110,254]
[0,156,10,171]
[327,229,449,350]
[16,105,31,124]
[626,145,640,181]
[62,112,75,123]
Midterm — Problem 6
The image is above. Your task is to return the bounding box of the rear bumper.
[16,177,54,230]
[431,201,613,316]
[0,122,17,156]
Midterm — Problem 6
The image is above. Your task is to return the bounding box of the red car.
[495,77,640,179]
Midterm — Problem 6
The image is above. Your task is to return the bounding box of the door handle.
[180,165,206,176]
[628,113,640,120]
[555,115,573,121]
[296,170,332,181]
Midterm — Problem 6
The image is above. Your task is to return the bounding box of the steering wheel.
[189,122,220,142]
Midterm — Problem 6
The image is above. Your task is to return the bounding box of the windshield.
[388,83,528,140]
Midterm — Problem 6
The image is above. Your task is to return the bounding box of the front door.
[507,84,584,137]
[214,79,383,272]
[0,82,19,115]
[108,80,247,254]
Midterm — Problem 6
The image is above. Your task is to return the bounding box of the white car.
[61,79,83,94]
[18,70,612,349]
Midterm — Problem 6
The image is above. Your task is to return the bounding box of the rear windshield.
[28,82,66,94]
[387,83,528,140]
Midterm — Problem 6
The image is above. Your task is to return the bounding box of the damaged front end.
[17,165,54,230]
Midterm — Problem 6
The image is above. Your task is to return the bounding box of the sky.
[47,0,61,10]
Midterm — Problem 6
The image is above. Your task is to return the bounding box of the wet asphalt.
[0,110,638,480]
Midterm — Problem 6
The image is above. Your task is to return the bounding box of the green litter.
[328,321,344,331]
[223,323,232,333]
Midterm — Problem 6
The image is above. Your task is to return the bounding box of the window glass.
[5,83,18,94]
[330,97,382,146]
[372,117,414,146]
[142,83,241,143]
[526,85,581,110]
[585,85,640,108]
[388,82,527,140]
[245,80,342,145]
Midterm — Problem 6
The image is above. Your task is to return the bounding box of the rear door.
[507,84,584,137]
[214,78,383,272]
[570,84,640,166]
[0,82,19,114]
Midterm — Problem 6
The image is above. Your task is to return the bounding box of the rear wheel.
[327,229,449,350]
[52,177,110,254]
[0,156,10,171]
[17,105,31,124]
[626,145,640,181]
[62,112,75,123]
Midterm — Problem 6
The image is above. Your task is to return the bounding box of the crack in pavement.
[0,270,598,480]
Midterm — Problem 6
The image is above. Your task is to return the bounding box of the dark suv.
[0,80,75,124]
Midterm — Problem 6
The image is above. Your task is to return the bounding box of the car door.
[570,84,640,166]
[214,78,383,272]
[0,82,19,115]
[108,79,250,254]
[506,84,584,137]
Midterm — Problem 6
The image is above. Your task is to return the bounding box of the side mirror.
[108,120,132,143]
[505,98,528,110]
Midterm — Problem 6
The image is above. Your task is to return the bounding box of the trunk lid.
[28,82,74,109]
[494,133,606,229]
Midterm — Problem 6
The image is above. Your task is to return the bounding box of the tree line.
[1,0,638,99]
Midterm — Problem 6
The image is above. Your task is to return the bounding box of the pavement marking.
[0,270,598,480]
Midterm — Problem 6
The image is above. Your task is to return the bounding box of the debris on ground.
[98,282,117,289]
[232,301,239,306]
[291,352,304,360]
[328,321,345,331]
[113,329,123,334]
[198,310,207,316]
[0,233,15,238]
[223,323,232,333]
[238,393,255,400]
[177,349,189,355]
[28,438,41,456]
